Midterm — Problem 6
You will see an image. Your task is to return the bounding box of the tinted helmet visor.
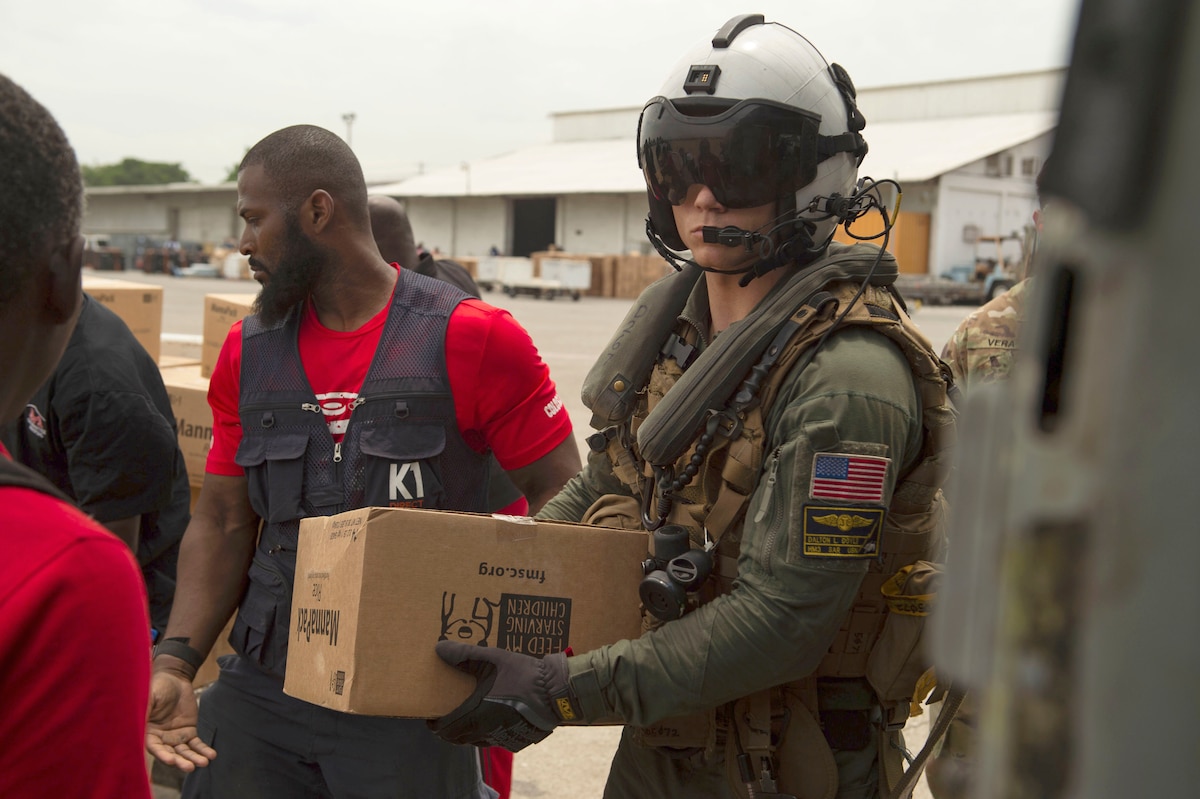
[639,97,822,209]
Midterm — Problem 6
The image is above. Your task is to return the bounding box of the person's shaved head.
[0,72,85,422]
[240,124,369,227]
[0,73,84,309]
[368,195,419,270]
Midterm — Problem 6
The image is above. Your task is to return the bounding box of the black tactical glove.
[429,640,582,752]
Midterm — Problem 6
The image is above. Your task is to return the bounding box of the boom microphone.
[702,225,770,252]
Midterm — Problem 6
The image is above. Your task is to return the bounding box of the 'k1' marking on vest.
[390,462,426,501]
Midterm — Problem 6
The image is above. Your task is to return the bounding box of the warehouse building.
[82,68,1060,277]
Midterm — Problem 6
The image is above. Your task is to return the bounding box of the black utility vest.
[230,270,491,676]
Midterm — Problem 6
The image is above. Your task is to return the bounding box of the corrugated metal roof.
[859,111,1057,182]
[364,111,1058,198]
[370,139,643,197]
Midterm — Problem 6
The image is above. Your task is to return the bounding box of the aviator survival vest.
[587,245,955,799]
[229,269,492,676]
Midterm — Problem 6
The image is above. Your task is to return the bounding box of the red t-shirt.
[0,446,152,799]
[206,268,571,514]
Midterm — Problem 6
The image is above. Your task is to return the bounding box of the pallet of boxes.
[526,250,673,299]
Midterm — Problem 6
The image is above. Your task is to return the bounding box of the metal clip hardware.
[705,408,743,441]
[640,465,676,531]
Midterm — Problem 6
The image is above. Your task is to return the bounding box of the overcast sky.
[2,0,1081,184]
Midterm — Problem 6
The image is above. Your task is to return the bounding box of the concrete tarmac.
[122,268,973,799]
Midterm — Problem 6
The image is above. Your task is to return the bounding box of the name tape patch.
[802,505,885,559]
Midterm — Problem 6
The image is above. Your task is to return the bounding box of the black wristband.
[153,638,205,676]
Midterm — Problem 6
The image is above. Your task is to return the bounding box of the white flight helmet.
[638,14,867,266]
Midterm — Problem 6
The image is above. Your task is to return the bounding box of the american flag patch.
[810,453,890,503]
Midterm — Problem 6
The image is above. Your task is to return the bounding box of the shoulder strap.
[637,243,897,467]
[582,263,702,429]
[0,458,72,502]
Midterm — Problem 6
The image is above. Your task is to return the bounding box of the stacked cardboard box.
[201,293,256,378]
[453,255,478,280]
[159,365,212,489]
[494,251,669,299]
[82,275,164,361]
[158,354,201,370]
[613,254,672,299]
[529,252,615,297]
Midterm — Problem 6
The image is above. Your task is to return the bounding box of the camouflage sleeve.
[940,316,972,387]
[940,280,1029,395]
[566,328,923,724]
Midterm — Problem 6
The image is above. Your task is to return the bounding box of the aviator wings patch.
[802,505,885,559]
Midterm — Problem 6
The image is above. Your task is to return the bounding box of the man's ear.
[46,234,84,324]
[303,190,335,236]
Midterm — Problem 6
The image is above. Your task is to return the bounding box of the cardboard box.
[158,354,202,370]
[284,507,647,718]
[614,254,672,299]
[201,293,256,378]
[82,275,164,361]
[160,365,211,488]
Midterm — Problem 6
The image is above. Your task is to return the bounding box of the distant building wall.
[402,197,457,256]
[83,188,238,247]
[929,131,1053,274]
[404,193,651,258]
[558,193,649,255]
[84,194,169,236]
[453,197,508,256]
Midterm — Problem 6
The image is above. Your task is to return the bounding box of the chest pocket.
[235,431,308,524]
[358,423,447,509]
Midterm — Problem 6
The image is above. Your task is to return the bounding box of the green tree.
[81,158,193,187]
[224,148,251,182]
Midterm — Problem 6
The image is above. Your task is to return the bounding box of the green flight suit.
[538,277,926,799]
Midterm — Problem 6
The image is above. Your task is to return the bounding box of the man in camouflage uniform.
[940,279,1030,391]
[940,162,1048,390]
[929,162,1049,799]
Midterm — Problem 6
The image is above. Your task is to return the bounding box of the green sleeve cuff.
[567,657,623,724]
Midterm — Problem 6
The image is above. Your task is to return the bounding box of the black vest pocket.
[231,554,295,676]
[235,431,309,523]
[358,423,447,509]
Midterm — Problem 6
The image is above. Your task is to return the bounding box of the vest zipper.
[238,400,326,414]
[331,398,363,480]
